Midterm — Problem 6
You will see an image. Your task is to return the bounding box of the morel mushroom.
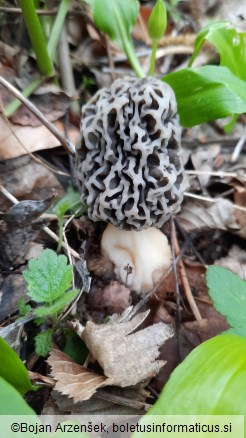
[76,77,186,293]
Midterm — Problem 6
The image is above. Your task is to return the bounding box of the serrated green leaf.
[133,335,246,437]
[35,289,79,317]
[148,0,167,42]
[0,337,35,395]
[85,0,139,49]
[35,330,53,357]
[189,21,246,81]
[206,266,246,337]
[163,65,246,127]
[23,249,73,303]
[0,377,35,415]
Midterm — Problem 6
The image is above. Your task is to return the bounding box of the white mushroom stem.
[101,224,172,294]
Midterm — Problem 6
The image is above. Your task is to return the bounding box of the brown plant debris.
[47,348,109,403]
[49,310,173,403]
[81,310,173,387]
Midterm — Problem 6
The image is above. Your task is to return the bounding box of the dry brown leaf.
[178,198,240,232]
[0,117,79,159]
[215,245,246,280]
[48,348,109,403]
[191,144,221,187]
[81,311,173,387]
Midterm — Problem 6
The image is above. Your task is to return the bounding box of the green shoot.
[85,0,145,78]
[148,0,167,75]
[52,186,86,251]
[47,0,70,60]
[18,0,54,76]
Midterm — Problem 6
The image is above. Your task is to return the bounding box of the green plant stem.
[18,0,54,76]
[149,40,158,76]
[4,77,44,117]
[112,2,145,78]
[48,0,70,60]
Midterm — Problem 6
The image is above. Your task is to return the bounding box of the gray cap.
[76,76,186,230]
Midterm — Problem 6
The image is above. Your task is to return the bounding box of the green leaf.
[136,335,246,428]
[148,0,167,42]
[189,21,246,81]
[52,188,83,219]
[23,249,73,303]
[85,0,139,49]
[85,0,145,78]
[163,65,246,127]
[35,289,79,317]
[0,377,35,415]
[206,266,246,337]
[0,337,35,395]
[35,330,53,357]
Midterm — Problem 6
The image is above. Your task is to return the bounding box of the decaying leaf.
[49,310,173,403]
[81,310,173,387]
[178,198,240,232]
[0,117,79,159]
[47,348,109,403]
[215,245,246,280]
[0,194,57,231]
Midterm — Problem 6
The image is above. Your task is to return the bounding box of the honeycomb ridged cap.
[76,77,186,230]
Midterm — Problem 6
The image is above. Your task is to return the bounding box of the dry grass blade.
[48,348,109,403]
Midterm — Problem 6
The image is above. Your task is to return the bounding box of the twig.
[0,7,57,15]
[231,131,246,163]
[186,170,245,180]
[184,192,246,213]
[104,35,116,82]
[0,76,75,155]
[172,223,202,322]
[58,26,80,114]
[170,216,182,359]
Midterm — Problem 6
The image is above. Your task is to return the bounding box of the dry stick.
[0,184,81,260]
[169,216,182,356]
[172,221,203,322]
[104,35,116,82]
[0,76,76,155]
[184,191,246,213]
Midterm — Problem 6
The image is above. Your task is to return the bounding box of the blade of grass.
[47,0,70,60]
[18,0,54,76]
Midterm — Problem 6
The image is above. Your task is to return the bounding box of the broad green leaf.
[206,266,246,337]
[35,289,79,318]
[189,21,246,81]
[35,330,53,357]
[23,249,73,303]
[148,0,167,42]
[134,335,246,437]
[0,337,35,395]
[0,377,35,415]
[85,0,139,49]
[163,65,246,127]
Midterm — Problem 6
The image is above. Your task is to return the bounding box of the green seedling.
[148,0,167,75]
[52,186,86,251]
[23,249,79,356]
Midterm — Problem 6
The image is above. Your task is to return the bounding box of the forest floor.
[0,0,246,417]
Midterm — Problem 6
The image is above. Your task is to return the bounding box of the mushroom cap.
[76,76,186,230]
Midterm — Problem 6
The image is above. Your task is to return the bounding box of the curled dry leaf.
[215,245,246,280]
[49,310,173,403]
[81,310,173,387]
[178,198,240,233]
[47,348,109,403]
